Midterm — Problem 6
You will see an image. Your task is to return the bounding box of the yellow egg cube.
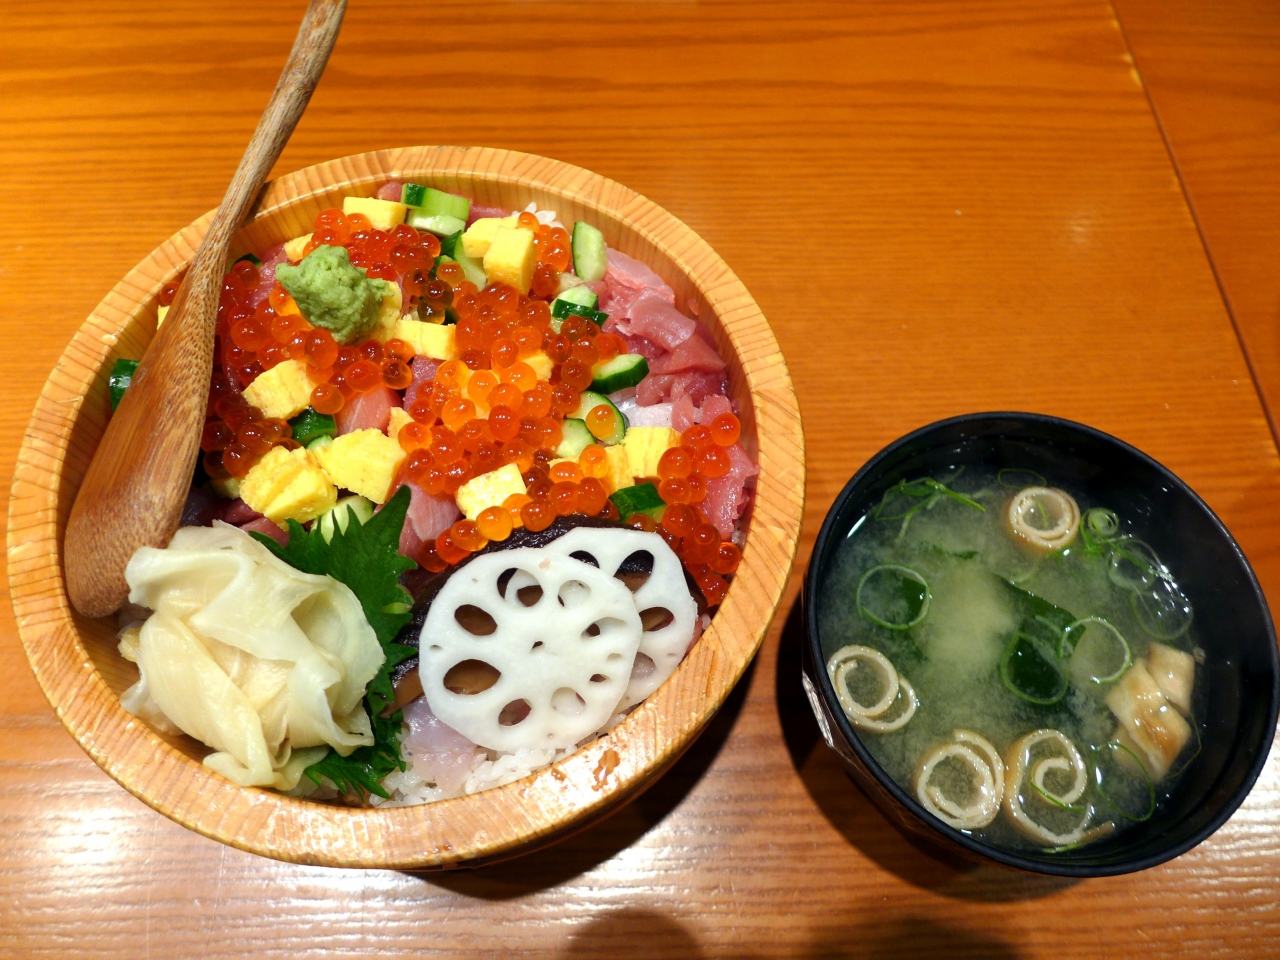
[623,426,680,480]
[284,233,312,262]
[313,429,408,504]
[455,463,527,521]
[483,227,537,294]
[387,407,414,441]
[156,305,170,328]
[242,359,317,420]
[461,216,515,259]
[524,351,554,381]
[392,318,458,360]
[605,445,634,493]
[342,196,408,231]
[239,446,337,524]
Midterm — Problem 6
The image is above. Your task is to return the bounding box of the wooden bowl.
[7,147,805,869]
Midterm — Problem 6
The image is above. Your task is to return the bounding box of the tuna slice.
[649,334,725,375]
[609,289,695,351]
[402,697,483,797]
[701,442,759,538]
[671,395,698,433]
[599,323,664,361]
[699,394,735,421]
[600,249,675,319]
[397,481,462,558]
[217,499,261,525]
[239,516,288,546]
[336,385,400,435]
[405,356,441,406]
[376,181,403,201]
[636,374,675,406]
[467,204,510,227]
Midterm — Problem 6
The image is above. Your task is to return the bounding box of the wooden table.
[3,1,1279,955]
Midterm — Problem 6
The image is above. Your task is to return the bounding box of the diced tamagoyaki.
[623,426,680,480]
[524,351,554,381]
[455,463,527,520]
[483,227,537,294]
[284,233,312,262]
[342,196,408,231]
[239,446,336,524]
[604,445,634,494]
[391,318,458,360]
[242,359,317,420]
[386,407,414,442]
[461,216,516,259]
[312,429,407,503]
[1105,658,1192,780]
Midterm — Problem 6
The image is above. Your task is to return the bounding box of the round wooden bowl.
[7,146,805,869]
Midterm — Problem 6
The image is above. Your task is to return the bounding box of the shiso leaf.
[250,484,417,797]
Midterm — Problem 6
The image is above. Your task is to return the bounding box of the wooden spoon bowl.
[7,147,805,869]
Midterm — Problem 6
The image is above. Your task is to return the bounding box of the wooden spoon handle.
[64,0,346,618]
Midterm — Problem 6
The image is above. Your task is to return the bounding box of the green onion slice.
[1107,538,1170,592]
[856,564,931,631]
[1059,617,1131,683]
[1091,741,1156,822]
[999,468,1047,488]
[1132,579,1194,640]
[1000,632,1068,705]
[1084,507,1119,538]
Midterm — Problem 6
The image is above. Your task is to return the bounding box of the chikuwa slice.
[419,549,643,752]
[542,527,699,709]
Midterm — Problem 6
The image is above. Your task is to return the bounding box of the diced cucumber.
[316,496,375,543]
[555,418,595,459]
[401,184,471,220]
[553,286,598,310]
[438,251,486,289]
[109,358,139,411]
[590,354,649,394]
[551,298,608,326]
[610,482,665,521]
[233,252,262,267]
[572,221,607,282]
[439,230,463,258]
[289,408,336,446]
[406,210,466,237]
[570,390,627,445]
[557,273,588,296]
[307,435,334,452]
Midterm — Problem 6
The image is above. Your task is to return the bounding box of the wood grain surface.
[1111,0,1280,441]
[3,0,1279,956]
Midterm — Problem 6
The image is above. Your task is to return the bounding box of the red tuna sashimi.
[649,333,725,375]
[376,181,403,201]
[467,203,510,227]
[396,481,461,558]
[402,697,482,797]
[217,499,261,525]
[336,385,400,435]
[245,243,287,309]
[240,516,288,546]
[601,319,665,361]
[405,356,441,405]
[702,442,759,537]
[636,374,675,406]
[671,394,698,433]
[699,394,735,421]
[611,289,696,351]
[603,249,675,305]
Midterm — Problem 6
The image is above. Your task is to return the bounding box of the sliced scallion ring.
[1060,617,1131,684]
[1084,507,1119,538]
[1132,578,1194,640]
[999,468,1047,488]
[1091,741,1156,822]
[999,632,1068,705]
[856,564,931,631]
[1107,538,1170,592]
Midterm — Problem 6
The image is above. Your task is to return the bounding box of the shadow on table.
[412,657,754,899]
[807,915,1021,959]
[557,908,715,960]
[774,599,1077,903]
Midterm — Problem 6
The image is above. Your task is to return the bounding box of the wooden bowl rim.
[7,146,805,869]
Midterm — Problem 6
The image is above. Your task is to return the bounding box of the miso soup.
[817,468,1202,852]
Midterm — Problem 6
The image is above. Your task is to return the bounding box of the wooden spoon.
[64,0,347,618]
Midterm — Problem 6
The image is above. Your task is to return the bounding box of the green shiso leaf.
[250,484,418,797]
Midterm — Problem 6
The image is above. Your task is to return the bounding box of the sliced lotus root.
[543,528,698,710]
[419,548,643,752]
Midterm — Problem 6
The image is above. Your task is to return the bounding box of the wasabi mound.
[275,245,389,344]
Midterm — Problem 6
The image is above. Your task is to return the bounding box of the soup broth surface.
[817,468,1203,852]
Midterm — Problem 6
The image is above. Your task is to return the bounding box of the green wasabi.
[274,245,390,344]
